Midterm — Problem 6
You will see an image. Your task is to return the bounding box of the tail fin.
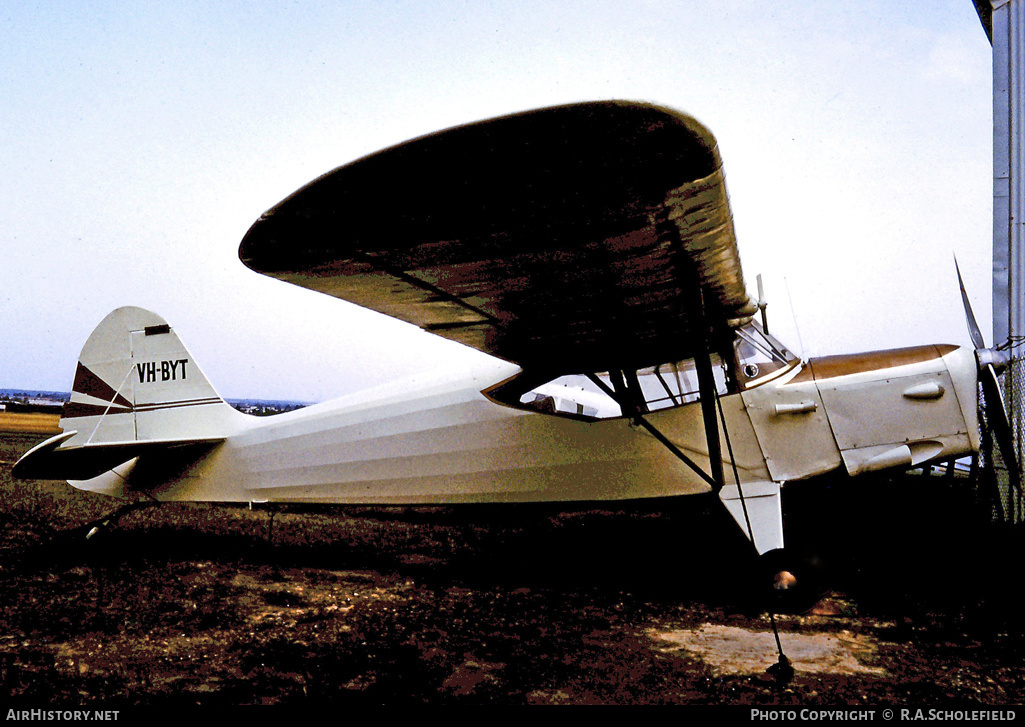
[14,307,243,483]
[62,306,241,445]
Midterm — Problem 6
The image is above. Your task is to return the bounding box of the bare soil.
[2,432,1024,707]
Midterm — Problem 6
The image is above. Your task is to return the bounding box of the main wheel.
[758,547,822,612]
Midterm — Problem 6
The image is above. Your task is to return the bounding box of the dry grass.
[0,412,61,435]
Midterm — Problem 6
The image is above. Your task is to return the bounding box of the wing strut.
[711,377,793,682]
[586,372,717,489]
[690,289,727,491]
[584,283,728,492]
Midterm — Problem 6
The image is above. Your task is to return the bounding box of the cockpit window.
[519,375,621,419]
[513,355,731,420]
[492,320,797,420]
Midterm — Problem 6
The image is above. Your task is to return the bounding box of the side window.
[490,325,792,420]
[632,359,729,411]
[517,375,621,418]
[512,356,730,420]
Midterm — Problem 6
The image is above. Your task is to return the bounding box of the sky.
[1,1,995,402]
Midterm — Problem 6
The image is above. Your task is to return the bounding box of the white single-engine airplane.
[14,101,1017,568]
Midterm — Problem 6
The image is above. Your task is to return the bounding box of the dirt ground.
[2,431,1025,708]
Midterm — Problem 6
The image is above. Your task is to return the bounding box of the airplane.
[12,100,1018,587]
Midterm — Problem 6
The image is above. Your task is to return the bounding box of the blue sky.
[1,1,994,401]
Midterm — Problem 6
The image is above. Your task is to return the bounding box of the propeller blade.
[954,258,1023,499]
[955,257,987,350]
[980,362,1024,496]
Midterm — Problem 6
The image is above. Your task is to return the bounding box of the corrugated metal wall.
[990,0,1025,521]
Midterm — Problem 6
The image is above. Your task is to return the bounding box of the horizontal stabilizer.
[13,430,223,482]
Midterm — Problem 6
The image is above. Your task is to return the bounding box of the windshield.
[733,321,796,387]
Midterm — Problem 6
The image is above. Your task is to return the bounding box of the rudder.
[62,306,243,446]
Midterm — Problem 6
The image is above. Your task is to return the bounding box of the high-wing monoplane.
[14,101,1016,574]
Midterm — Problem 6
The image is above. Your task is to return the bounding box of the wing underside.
[239,101,755,374]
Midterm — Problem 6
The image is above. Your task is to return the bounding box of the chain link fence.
[978,356,1025,523]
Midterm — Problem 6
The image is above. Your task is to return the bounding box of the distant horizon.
[0,388,314,406]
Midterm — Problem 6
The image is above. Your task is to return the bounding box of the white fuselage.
[75,344,979,507]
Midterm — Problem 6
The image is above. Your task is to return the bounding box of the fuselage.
[71,342,979,506]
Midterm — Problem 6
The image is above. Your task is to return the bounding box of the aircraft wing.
[239,101,756,375]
